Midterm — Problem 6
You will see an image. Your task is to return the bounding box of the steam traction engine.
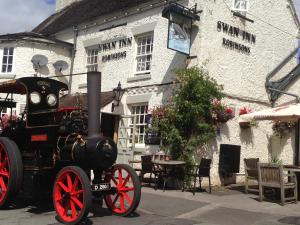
[0,72,141,224]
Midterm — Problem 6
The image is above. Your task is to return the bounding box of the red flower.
[226,107,233,114]
[239,107,252,116]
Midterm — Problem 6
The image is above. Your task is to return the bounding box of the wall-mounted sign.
[98,37,132,62]
[168,13,192,55]
[162,2,200,55]
[217,21,256,55]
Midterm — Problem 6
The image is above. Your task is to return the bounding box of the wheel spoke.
[72,176,79,192]
[57,181,69,192]
[66,174,73,191]
[111,176,118,186]
[122,187,134,192]
[55,196,63,202]
[123,192,133,206]
[119,195,125,212]
[71,189,83,196]
[0,177,7,192]
[122,174,130,188]
[0,171,9,177]
[118,169,123,186]
[71,196,83,209]
[112,194,120,208]
[70,200,77,219]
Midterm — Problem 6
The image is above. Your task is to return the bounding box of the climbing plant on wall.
[150,67,224,173]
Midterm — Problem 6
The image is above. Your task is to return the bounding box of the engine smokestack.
[72,71,118,169]
[87,71,101,138]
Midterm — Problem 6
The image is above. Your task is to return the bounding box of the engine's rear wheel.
[0,137,23,208]
[53,166,92,225]
[104,164,141,216]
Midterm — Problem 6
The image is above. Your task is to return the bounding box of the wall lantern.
[162,2,201,55]
[111,81,125,112]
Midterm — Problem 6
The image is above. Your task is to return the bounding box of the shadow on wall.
[216,123,230,140]
[239,126,254,146]
[156,49,187,103]
[55,70,69,85]
[267,132,290,162]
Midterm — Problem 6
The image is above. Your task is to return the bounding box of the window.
[2,47,14,73]
[86,48,98,72]
[135,34,153,74]
[129,103,148,145]
[232,0,249,12]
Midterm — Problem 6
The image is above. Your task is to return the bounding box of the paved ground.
[1,185,300,225]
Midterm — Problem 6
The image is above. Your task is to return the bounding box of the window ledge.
[127,74,151,82]
[0,74,16,79]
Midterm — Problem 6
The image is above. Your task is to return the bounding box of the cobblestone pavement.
[0,185,300,225]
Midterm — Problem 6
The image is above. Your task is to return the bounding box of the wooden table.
[283,165,300,173]
[152,159,186,166]
[152,159,186,191]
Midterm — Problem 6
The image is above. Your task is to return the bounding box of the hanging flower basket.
[239,121,251,128]
[272,121,295,136]
[212,100,235,124]
[238,107,253,129]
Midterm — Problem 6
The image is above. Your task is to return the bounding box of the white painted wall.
[0,0,291,188]
[0,42,71,114]
[41,0,300,184]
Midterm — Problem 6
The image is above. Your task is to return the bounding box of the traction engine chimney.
[87,71,101,138]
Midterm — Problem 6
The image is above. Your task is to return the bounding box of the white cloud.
[0,0,55,35]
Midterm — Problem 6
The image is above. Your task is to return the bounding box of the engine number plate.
[91,183,111,191]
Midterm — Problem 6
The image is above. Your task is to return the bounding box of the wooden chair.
[140,155,162,189]
[244,158,259,194]
[257,163,297,205]
[183,158,212,194]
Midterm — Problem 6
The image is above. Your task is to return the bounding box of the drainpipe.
[68,25,79,94]
[268,88,300,165]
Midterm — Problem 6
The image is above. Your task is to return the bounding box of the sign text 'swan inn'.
[98,37,132,62]
[217,21,256,54]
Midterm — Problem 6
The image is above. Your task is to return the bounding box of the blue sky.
[0,0,55,34]
[0,1,299,35]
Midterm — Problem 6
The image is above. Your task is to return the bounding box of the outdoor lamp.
[112,81,125,112]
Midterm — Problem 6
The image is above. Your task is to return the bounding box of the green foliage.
[150,67,224,176]
[270,155,282,165]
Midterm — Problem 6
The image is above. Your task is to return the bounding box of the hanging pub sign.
[162,2,200,55]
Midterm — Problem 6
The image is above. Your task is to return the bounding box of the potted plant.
[272,120,295,137]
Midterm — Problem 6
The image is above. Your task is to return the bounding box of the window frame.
[86,48,99,72]
[232,0,249,12]
[1,47,14,74]
[129,103,149,146]
[134,33,154,75]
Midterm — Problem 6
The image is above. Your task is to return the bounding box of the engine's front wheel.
[104,164,141,216]
[53,166,92,225]
[0,137,23,209]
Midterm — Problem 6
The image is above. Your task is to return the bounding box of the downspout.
[68,25,79,94]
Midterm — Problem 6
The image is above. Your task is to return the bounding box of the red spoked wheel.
[104,164,141,216]
[53,166,92,225]
[0,137,23,209]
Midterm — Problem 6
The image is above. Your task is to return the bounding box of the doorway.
[101,113,118,140]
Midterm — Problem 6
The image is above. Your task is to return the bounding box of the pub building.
[0,0,299,185]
